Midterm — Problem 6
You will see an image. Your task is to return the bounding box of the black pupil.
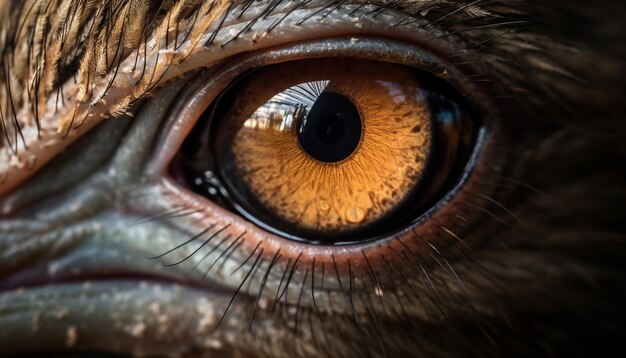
[297,92,362,163]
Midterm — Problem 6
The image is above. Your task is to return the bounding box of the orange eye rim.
[201,57,474,243]
[140,35,505,269]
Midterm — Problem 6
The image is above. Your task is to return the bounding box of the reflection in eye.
[178,58,475,243]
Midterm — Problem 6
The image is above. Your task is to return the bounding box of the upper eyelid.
[146,35,488,179]
[0,1,465,197]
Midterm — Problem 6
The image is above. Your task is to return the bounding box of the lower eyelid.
[133,170,502,325]
[141,122,502,287]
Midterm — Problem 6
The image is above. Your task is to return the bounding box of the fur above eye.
[176,57,476,244]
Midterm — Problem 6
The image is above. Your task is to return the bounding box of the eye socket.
[175,57,476,244]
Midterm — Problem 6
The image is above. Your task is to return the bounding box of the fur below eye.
[178,58,476,244]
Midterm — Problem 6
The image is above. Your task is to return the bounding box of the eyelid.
[141,40,498,276]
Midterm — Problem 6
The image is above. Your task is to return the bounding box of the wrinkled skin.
[1,1,625,357]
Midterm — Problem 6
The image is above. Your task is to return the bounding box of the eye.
[144,33,499,338]
[177,57,475,244]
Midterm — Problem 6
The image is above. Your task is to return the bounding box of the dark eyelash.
[142,169,524,349]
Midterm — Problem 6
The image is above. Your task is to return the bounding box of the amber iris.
[214,59,435,235]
